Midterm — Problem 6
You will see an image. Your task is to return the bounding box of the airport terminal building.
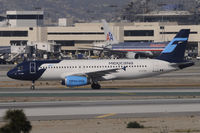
[0,11,200,57]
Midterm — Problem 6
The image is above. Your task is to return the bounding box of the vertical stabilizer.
[156,29,190,63]
[102,19,118,45]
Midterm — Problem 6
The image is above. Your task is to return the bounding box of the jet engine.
[126,52,139,59]
[61,76,89,87]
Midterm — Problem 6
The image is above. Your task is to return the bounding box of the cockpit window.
[17,66,23,71]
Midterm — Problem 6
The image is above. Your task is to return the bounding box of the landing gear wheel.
[91,83,101,89]
[31,85,35,90]
[31,81,35,90]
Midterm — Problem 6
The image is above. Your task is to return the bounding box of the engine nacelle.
[61,76,89,87]
[126,52,139,59]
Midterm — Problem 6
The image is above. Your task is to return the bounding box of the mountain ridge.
[0,0,132,22]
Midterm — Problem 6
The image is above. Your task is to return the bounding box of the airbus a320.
[7,29,194,89]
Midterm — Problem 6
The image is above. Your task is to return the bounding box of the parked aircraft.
[0,20,9,27]
[7,29,194,89]
[90,20,168,59]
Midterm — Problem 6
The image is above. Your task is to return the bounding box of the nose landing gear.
[31,81,35,90]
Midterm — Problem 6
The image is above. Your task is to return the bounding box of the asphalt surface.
[0,87,199,97]
[0,98,200,121]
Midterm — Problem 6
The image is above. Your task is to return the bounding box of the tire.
[31,85,35,90]
[91,83,101,89]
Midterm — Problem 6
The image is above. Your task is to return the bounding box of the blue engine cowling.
[61,76,89,87]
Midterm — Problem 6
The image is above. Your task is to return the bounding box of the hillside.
[0,0,132,22]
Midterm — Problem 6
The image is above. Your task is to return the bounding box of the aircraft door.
[30,62,36,74]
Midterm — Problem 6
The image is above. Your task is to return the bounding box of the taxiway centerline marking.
[96,113,116,118]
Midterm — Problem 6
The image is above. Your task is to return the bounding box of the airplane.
[7,29,194,90]
[0,20,9,27]
[89,20,168,59]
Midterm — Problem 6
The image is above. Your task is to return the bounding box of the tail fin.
[156,29,190,63]
[101,19,118,44]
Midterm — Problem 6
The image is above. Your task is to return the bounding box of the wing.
[73,67,126,81]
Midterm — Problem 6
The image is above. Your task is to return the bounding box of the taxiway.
[0,98,199,121]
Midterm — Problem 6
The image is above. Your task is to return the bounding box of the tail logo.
[162,38,188,53]
[106,32,113,41]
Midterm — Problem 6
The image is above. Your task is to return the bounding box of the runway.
[0,88,198,121]
[0,88,199,121]
[0,87,200,97]
[0,98,200,121]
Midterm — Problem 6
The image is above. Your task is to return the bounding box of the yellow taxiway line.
[96,113,116,118]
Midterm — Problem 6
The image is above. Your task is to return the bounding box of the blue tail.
[156,29,190,63]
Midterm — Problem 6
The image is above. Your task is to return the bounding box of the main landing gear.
[91,82,101,89]
[31,81,35,90]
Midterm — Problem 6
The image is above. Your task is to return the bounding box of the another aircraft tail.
[101,19,118,45]
[156,29,190,63]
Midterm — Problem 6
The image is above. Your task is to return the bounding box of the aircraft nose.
[7,70,15,79]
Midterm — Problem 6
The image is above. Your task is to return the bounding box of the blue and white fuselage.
[7,29,194,89]
[7,59,179,89]
[39,59,175,81]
